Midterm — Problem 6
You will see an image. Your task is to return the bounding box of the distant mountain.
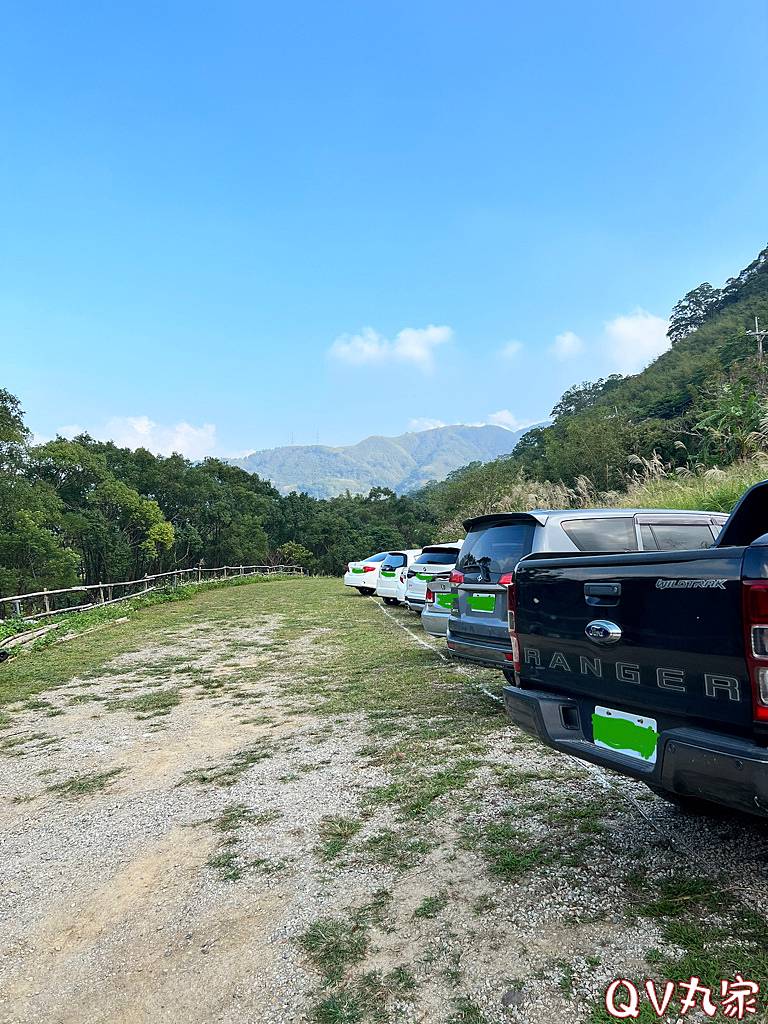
[231,423,541,498]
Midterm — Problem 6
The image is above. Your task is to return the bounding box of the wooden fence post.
[43,588,51,614]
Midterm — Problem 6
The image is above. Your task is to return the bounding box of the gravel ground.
[2,579,768,1024]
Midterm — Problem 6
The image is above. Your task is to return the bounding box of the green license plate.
[467,593,495,613]
[592,706,658,764]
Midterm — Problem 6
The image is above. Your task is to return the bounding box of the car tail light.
[425,587,435,604]
[449,570,464,584]
[743,581,768,722]
[502,573,520,673]
[362,565,376,573]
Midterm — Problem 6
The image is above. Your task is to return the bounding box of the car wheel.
[383,597,399,606]
[356,587,371,595]
[502,669,517,684]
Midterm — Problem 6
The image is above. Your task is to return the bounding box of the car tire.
[383,597,399,606]
[502,669,517,684]
[356,587,371,595]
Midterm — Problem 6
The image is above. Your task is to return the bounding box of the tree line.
[0,389,439,597]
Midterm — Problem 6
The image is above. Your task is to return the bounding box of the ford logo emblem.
[585,619,622,645]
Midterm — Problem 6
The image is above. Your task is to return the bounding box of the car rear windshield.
[414,550,458,565]
[561,517,638,552]
[366,552,388,562]
[456,522,535,580]
[382,553,406,569]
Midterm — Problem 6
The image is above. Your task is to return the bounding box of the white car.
[404,541,463,612]
[376,549,422,605]
[343,552,389,594]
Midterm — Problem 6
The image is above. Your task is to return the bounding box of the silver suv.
[446,508,728,680]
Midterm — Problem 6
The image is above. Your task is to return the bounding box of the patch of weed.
[413,892,448,919]
[47,767,124,798]
[299,917,369,985]
[110,687,181,718]
[447,997,488,1023]
[180,740,273,787]
[317,816,363,859]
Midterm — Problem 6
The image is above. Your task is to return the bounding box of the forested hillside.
[421,243,768,525]
[231,423,536,498]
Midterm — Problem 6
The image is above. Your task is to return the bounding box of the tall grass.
[436,457,768,535]
[619,457,768,514]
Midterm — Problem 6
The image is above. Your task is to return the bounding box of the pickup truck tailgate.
[514,546,752,733]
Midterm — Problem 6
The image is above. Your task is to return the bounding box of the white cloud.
[102,416,217,460]
[499,340,524,359]
[486,410,537,432]
[603,308,670,373]
[551,330,584,360]
[408,417,447,431]
[329,324,453,372]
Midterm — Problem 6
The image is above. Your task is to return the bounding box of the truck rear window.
[561,517,638,552]
[456,522,534,579]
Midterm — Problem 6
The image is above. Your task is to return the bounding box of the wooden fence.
[0,565,306,622]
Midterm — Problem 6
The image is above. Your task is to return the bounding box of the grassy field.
[2,576,768,1023]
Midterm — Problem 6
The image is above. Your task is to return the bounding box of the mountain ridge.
[230,423,542,498]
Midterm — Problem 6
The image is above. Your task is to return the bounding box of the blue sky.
[2,1,767,458]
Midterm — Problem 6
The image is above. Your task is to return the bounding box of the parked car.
[404,542,464,613]
[376,549,422,605]
[343,552,389,595]
[503,481,768,818]
[446,509,728,681]
[421,575,457,636]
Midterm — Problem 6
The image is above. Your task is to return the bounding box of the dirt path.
[2,578,768,1024]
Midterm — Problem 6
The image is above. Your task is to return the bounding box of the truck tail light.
[501,572,520,673]
[362,565,376,573]
[743,581,768,721]
[449,570,464,584]
[425,587,435,604]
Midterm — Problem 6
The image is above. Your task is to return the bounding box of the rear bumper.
[406,597,426,612]
[421,607,448,636]
[343,571,375,590]
[446,630,512,668]
[502,685,768,817]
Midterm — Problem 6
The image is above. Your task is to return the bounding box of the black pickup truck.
[503,481,768,817]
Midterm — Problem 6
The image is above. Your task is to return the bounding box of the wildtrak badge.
[655,578,727,590]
